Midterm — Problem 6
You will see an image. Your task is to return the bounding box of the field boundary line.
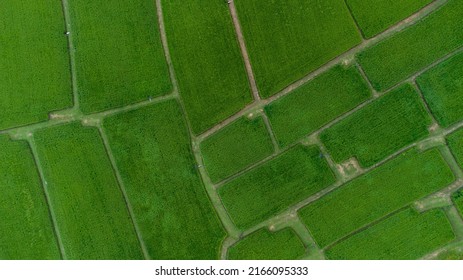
[261,113,280,152]
[342,0,366,40]
[154,0,178,93]
[97,125,150,259]
[228,0,261,101]
[27,136,67,260]
[444,205,463,240]
[60,0,79,109]
[155,0,241,244]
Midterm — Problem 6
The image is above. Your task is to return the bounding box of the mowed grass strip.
[299,148,455,248]
[162,0,252,134]
[325,208,455,260]
[358,0,463,91]
[266,64,371,147]
[69,0,172,113]
[103,100,226,259]
[417,52,463,127]
[0,136,60,260]
[219,145,336,230]
[447,128,463,169]
[346,0,432,38]
[34,123,143,259]
[320,84,432,167]
[234,0,361,97]
[228,228,306,260]
[0,0,72,130]
[200,116,274,183]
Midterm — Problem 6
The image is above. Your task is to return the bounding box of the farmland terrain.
[1,0,463,259]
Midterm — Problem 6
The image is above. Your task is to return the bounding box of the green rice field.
[1,0,463,260]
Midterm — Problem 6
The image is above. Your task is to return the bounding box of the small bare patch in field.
[428,123,440,133]
[336,158,362,179]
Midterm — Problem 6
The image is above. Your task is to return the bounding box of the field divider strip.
[228,0,261,101]
[412,81,439,126]
[342,0,366,40]
[96,125,150,259]
[155,0,178,94]
[261,113,280,153]
[444,205,463,240]
[60,0,79,109]
[27,136,67,260]
[155,0,242,243]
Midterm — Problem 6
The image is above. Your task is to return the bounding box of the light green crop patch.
[266,64,371,147]
[234,0,362,97]
[0,135,60,260]
[320,84,432,167]
[228,228,306,260]
[0,0,72,130]
[103,100,226,259]
[325,208,455,260]
[34,123,143,260]
[200,116,274,183]
[417,51,463,127]
[299,148,455,248]
[447,128,463,169]
[69,0,172,113]
[162,0,252,134]
[219,145,336,230]
[358,0,463,91]
[346,0,432,38]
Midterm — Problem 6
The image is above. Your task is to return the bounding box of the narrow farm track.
[97,125,150,259]
[27,136,67,260]
[60,0,79,109]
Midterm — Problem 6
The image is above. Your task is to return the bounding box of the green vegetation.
[266,64,371,146]
[299,148,454,248]
[234,0,361,97]
[34,123,143,259]
[162,0,252,134]
[103,101,225,259]
[320,84,432,167]
[219,145,336,230]
[358,0,463,91]
[447,128,463,169]
[417,52,463,127]
[325,208,455,259]
[228,228,306,260]
[452,189,463,218]
[69,0,171,113]
[346,0,432,38]
[0,0,72,130]
[0,135,60,260]
[200,116,274,183]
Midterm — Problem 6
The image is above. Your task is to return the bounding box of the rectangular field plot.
[417,51,463,127]
[320,84,432,167]
[325,208,455,260]
[219,145,336,230]
[69,0,172,113]
[0,136,60,260]
[447,128,463,169]
[34,123,143,259]
[234,0,361,97]
[266,64,371,147]
[358,0,463,91]
[200,116,274,183]
[298,148,455,248]
[162,0,252,134]
[346,0,432,38]
[103,101,226,259]
[228,228,305,260]
[0,0,72,130]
